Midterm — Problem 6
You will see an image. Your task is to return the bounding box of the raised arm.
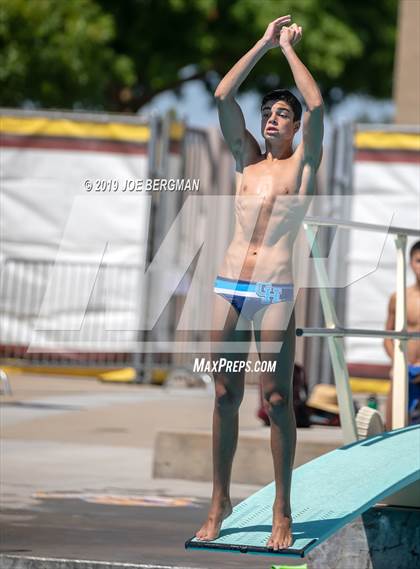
[279,24,324,168]
[214,15,291,170]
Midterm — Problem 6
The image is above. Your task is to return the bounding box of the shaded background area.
[0,0,400,113]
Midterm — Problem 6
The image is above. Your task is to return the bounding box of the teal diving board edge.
[184,537,316,557]
[185,426,420,558]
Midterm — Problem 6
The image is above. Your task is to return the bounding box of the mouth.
[265,127,278,134]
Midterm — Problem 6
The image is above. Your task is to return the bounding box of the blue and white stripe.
[214,276,260,297]
[214,276,293,302]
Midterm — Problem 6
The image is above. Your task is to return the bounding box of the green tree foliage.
[0,0,398,111]
[0,0,136,108]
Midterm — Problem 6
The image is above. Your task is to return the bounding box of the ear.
[293,121,301,134]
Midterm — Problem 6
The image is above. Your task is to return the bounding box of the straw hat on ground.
[307,384,339,414]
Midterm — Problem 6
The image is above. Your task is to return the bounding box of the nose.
[268,115,277,125]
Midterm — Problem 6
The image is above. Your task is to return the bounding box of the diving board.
[185,425,420,558]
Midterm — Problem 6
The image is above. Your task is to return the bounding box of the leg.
[254,302,296,550]
[195,293,251,540]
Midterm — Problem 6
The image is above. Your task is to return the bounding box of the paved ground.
[1,372,311,568]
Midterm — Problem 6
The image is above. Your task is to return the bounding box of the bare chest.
[238,160,300,199]
[233,161,311,242]
[407,291,420,329]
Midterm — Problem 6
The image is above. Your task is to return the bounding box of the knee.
[214,382,242,414]
[263,390,290,417]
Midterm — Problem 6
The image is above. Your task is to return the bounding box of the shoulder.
[407,285,420,298]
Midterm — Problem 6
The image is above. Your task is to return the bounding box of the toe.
[271,539,278,551]
[196,528,205,540]
[282,536,291,549]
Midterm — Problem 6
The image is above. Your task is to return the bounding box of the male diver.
[195,15,324,550]
[384,240,420,428]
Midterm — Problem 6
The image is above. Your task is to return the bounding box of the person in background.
[384,240,420,429]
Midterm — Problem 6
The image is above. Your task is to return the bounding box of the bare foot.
[267,510,293,551]
[195,497,233,541]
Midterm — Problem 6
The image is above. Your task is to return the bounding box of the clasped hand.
[262,15,303,49]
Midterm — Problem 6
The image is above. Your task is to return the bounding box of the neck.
[264,140,293,160]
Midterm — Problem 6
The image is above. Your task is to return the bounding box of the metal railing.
[298,217,420,441]
[0,257,155,370]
